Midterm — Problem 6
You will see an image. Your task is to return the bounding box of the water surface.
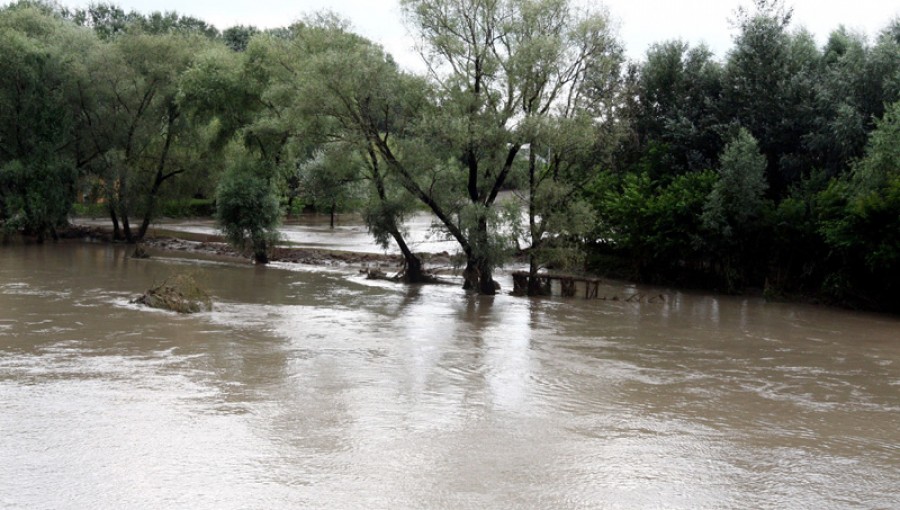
[1,243,898,509]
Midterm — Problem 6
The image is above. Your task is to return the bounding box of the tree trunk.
[391,228,424,283]
[463,256,497,295]
[527,255,542,296]
[329,201,336,229]
[108,202,121,241]
[122,212,134,244]
[365,145,425,284]
[136,106,179,242]
[526,146,543,296]
[470,216,498,295]
[478,260,497,295]
[252,237,269,265]
[253,250,269,264]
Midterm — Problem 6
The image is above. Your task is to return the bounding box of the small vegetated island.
[1,0,898,311]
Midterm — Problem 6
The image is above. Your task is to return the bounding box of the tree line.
[1,0,898,309]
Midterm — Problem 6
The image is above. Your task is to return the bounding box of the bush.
[215,155,281,264]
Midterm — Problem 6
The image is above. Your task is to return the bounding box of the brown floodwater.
[1,242,898,509]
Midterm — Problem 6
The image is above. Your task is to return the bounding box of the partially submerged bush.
[215,154,281,264]
[133,274,212,313]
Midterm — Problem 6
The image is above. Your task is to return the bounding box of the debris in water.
[132,274,212,314]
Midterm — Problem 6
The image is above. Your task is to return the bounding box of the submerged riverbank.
[58,219,460,279]
[53,217,896,313]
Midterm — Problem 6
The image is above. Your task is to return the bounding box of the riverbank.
[57,222,459,277]
[32,221,898,313]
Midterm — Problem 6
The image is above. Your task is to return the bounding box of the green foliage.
[0,158,75,238]
[850,100,900,191]
[813,101,900,305]
[215,154,281,264]
[296,147,364,216]
[590,169,716,278]
[528,178,597,271]
[222,25,259,52]
[65,3,219,39]
[0,5,82,239]
[628,40,724,176]
[701,128,770,239]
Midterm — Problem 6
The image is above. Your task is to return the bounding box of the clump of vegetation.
[215,153,281,264]
[132,274,212,313]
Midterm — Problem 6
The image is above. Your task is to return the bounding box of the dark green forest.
[1,0,898,308]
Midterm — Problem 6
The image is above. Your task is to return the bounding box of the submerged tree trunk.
[527,146,542,296]
[121,209,134,244]
[366,146,425,284]
[391,228,424,283]
[462,256,497,295]
[464,217,498,295]
[137,106,181,242]
[252,237,269,265]
[253,249,269,264]
[108,202,122,241]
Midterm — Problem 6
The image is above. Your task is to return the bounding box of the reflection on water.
[1,243,898,509]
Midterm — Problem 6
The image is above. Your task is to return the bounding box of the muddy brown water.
[1,242,898,509]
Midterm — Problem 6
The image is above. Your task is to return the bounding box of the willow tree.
[252,18,433,283]
[378,0,622,294]
[505,0,624,294]
[0,5,94,240]
[77,30,215,242]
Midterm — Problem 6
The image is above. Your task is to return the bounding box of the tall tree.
[353,0,623,294]
[701,128,770,289]
[0,5,94,240]
[627,40,724,178]
[724,0,800,194]
[506,0,624,294]
[77,30,214,242]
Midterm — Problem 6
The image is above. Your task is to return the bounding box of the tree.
[76,30,214,242]
[215,151,281,264]
[347,0,620,294]
[296,147,364,229]
[250,17,435,283]
[0,4,91,240]
[222,24,259,52]
[500,0,624,294]
[626,40,724,178]
[588,169,716,282]
[701,128,770,289]
[63,2,139,39]
[721,0,846,197]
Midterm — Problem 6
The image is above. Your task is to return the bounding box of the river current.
[1,242,898,509]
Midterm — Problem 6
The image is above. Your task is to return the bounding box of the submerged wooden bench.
[512,271,666,303]
[512,271,601,299]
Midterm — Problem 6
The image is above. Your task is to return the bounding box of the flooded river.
[1,242,898,509]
